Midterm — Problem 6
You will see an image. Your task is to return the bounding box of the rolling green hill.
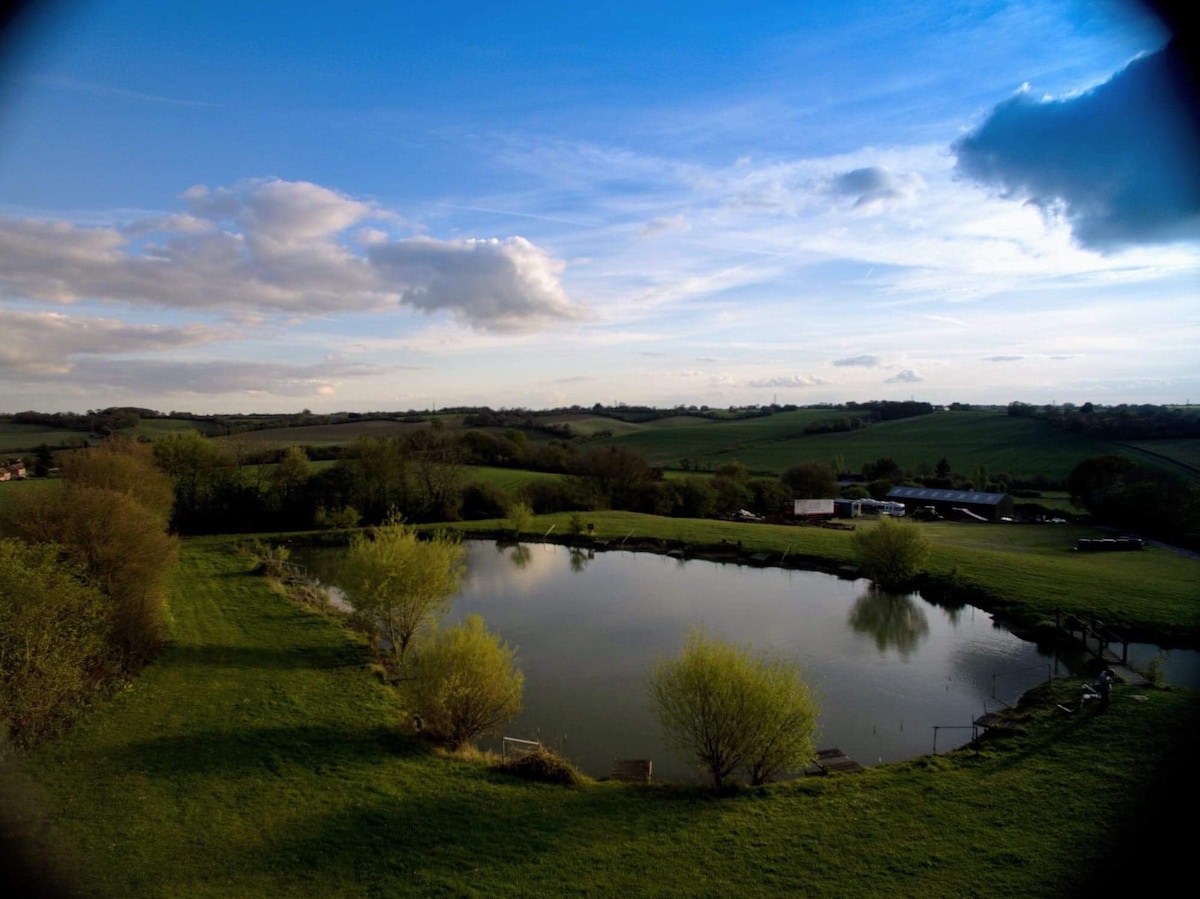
[590,411,1197,483]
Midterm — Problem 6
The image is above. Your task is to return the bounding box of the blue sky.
[0,0,1196,412]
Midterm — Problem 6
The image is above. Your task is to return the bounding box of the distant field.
[1121,439,1200,476]
[228,419,428,446]
[589,409,842,467]
[460,465,566,491]
[0,477,59,515]
[710,413,1132,480]
[128,419,211,439]
[586,411,1194,483]
[0,424,90,452]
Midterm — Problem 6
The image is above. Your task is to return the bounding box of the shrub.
[406,614,523,750]
[505,500,533,537]
[0,539,109,746]
[10,484,179,667]
[494,745,583,786]
[852,517,930,589]
[648,631,818,786]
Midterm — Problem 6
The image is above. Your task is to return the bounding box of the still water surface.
[297,540,1061,780]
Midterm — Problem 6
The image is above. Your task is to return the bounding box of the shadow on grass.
[1070,690,1200,896]
[236,776,726,891]
[972,680,1200,896]
[165,642,371,671]
[90,724,424,776]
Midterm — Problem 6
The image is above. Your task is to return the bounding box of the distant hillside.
[589,411,1198,484]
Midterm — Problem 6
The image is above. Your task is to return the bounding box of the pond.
[294,540,1066,781]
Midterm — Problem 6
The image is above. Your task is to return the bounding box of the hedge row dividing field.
[7,530,1198,897]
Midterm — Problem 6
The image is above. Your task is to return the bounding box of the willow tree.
[406,614,523,749]
[341,520,466,668]
[649,631,818,786]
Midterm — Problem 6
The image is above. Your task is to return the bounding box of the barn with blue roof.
[886,486,1014,521]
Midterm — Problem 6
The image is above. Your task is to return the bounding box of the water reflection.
[496,541,533,569]
[848,587,931,658]
[568,547,593,574]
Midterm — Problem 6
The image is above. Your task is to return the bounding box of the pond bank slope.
[7,537,1198,898]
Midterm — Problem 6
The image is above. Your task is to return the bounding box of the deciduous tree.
[648,631,818,786]
[852,517,930,589]
[341,520,466,668]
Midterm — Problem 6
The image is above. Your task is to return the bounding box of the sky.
[0,0,1196,413]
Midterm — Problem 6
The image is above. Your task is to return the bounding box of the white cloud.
[0,178,582,332]
[640,215,691,238]
[832,354,882,367]
[885,369,923,383]
[0,309,224,374]
[746,374,828,388]
[61,358,384,398]
[368,236,583,331]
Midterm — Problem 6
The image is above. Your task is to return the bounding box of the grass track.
[12,537,1199,896]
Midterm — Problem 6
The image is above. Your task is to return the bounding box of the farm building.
[834,499,861,518]
[786,499,836,519]
[886,486,1013,521]
[0,459,27,482]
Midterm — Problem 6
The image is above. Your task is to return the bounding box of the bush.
[0,539,109,746]
[494,745,583,786]
[852,517,930,589]
[406,614,523,749]
[505,500,533,536]
[10,484,179,667]
[648,631,818,786]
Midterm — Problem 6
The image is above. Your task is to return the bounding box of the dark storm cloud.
[955,41,1200,249]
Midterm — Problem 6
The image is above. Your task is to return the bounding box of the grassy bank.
[8,537,1197,897]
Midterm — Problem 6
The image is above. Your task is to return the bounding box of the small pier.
[610,759,653,783]
[810,748,863,775]
[1054,611,1148,686]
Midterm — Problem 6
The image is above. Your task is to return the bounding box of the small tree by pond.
[341,519,466,669]
[505,500,533,537]
[648,631,818,786]
[852,517,930,590]
[406,614,523,749]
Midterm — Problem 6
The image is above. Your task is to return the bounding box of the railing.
[932,724,977,755]
[501,736,540,762]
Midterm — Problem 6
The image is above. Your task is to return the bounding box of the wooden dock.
[610,759,653,783]
[811,748,863,775]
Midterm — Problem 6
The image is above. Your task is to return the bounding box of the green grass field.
[219,419,430,447]
[460,465,566,491]
[0,424,91,453]
[8,536,1197,897]
[127,419,212,440]
[0,478,59,516]
[574,411,1198,484]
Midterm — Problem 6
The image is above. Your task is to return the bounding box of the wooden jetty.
[811,748,863,775]
[610,759,653,783]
